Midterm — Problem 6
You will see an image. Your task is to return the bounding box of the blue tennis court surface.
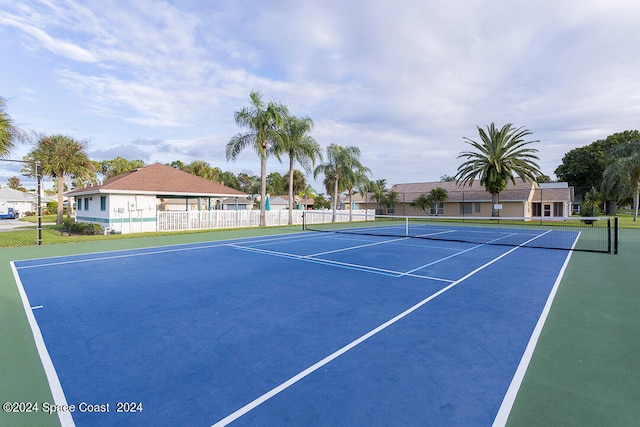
[13,229,575,426]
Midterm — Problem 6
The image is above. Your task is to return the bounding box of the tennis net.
[302,211,618,254]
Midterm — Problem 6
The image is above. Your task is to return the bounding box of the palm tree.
[455,123,541,216]
[0,97,24,157]
[276,115,322,224]
[322,172,346,208]
[369,179,387,213]
[29,134,93,224]
[381,190,401,214]
[344,167,371,221]
[412,188,447,215]
[314,144,367,222]
[226,91,288,226]
[412,193,431,215]
[603,141,640,221]
[297,184,316,210]
[428,187,448,215]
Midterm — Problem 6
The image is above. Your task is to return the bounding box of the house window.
[84,198,89,211]
[429,202,444,215]
[100,196,107,211]
[543,204,551,217]
[532,202,541,217]
[77,198,82,211]
[475,203,481,213]
[553,202,564,217]
[459,202,472,215]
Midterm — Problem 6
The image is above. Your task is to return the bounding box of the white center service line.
[306,236,409,257]
[211,231,552,427]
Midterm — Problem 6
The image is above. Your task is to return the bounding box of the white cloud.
[1,0,639,187]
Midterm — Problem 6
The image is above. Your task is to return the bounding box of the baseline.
[13,232,319,270]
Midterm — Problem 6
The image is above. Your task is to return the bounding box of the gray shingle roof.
[0,187,36,202]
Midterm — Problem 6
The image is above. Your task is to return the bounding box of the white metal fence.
[156,209,376,232]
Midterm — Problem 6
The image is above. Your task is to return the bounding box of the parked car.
[0,208,19,219]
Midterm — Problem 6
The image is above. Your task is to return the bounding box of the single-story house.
[267,195,289,210]
[220,196,253,210]
[255,194,315,210]
[65,163,248,233]
[0,187,40,217]
[346,178,573,219]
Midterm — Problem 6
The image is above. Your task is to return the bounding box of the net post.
[614,216,619,254]
[302,211,306,231]
[607,217,611,254]
[405,216,409,237]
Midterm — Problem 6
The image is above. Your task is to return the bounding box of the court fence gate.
[0,159,42,247]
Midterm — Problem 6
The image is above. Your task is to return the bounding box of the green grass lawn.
[615,211,640,228]
[0,216,300,247]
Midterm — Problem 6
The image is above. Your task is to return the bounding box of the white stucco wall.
[75,193,158,234]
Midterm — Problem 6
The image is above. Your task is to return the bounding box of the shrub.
[62,219,103,235]
[580,200,601,217]
[46,201,58,214]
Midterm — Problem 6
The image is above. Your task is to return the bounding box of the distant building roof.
[0,187,36,202]
[332,179,573,205]
[538,182,568,188]
[65,163,247,198]
[390,178,536,202]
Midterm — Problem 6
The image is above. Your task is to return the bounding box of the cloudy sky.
[1,0,639,191]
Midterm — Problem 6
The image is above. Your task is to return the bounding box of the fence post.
[36,161,42,245]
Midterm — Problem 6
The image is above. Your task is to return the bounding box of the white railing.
[156,209,375,232]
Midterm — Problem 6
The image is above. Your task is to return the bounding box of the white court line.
[10,262,76,427]
[306,236,409,257]
[229,244,453,282]
[491,232,580,426]
[397,242,489,277]
[13,232,319,269]
[211,232,548,427]
[396,231,549,277]
[416,229,458,238]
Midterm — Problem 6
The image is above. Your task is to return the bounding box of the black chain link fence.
[375,185,579,218]
[0,159,42,246]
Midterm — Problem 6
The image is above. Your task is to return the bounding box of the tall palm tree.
[226,91,288,226]
[276,115,322,224]
[314,144,367,222]
[603,141,640,221]
[322,172,346,206]
[344,167,371,221]
[455,123,541,216]
[297,184,316,210]
[369,179,387,213]
[29,134,93,224]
